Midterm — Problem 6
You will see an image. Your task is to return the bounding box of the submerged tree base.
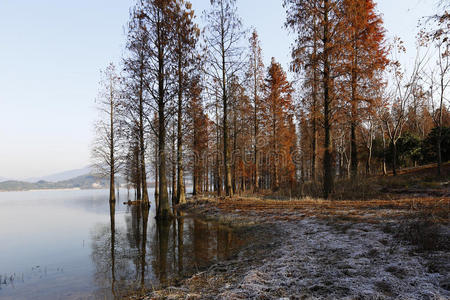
[155,211,174,221]
[123,200,151,208]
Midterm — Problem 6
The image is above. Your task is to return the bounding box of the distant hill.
[0,176,10,183]
[0,174,108,192]
[23,166,92,183]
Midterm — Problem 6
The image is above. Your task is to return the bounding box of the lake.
[0,189,242,299]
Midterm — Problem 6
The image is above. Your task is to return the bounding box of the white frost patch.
[219,218,449,299]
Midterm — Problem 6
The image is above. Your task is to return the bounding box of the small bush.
[397,213,449,252]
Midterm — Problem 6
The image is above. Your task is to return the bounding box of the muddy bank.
[135,197,449,299]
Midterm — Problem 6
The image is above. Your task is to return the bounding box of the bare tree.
[246,29,265,191]
[428,30,449,175]
[124,4,151,204]
[203,0,246,197]
[420,0,450,175]
[173,0,199,204]
[380,39,427,175]
[92,63,123,202]
[359,116,375,174]
[436,41,449,175]
[140,0,178,219]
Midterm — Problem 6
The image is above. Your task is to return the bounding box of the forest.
[92,0,449,219]
[79,0,450,298]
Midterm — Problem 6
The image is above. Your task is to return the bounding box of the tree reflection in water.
[110,201,116,298]
[90,203,242,299]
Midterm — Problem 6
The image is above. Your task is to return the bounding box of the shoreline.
[135,196,449,299]
[0,187,93,192]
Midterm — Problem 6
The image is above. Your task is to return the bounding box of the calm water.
[0,189,242,299]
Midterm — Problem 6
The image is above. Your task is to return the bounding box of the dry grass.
[290,162,450,200]
[383,162,450,177]
[192,196,447,213]
[180,195,449,231]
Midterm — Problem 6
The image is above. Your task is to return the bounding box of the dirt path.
[136,197,449,299]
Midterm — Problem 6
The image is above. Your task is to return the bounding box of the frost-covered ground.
[219,218,449,299]
[139,198,449,300]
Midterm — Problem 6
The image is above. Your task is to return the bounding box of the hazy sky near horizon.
[0,0,437,179]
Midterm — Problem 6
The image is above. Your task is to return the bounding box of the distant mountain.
[0,174,108,192]
[24,166,92,183]
[0,176,10,183]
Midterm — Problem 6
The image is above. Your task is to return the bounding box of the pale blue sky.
[0,0,437,179]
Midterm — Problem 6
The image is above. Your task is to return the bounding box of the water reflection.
[0,190,243,299]
[90,201,242,299]
[110,201,116,298]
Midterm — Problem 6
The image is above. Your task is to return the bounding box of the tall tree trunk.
[350,121,357,178]
[109,88,116,202]
[350,22,358,180]
[437,130,442,176]
[193,173,198,195]
[156,15,172,219]
[215,151,221,195]
[171,125,177,209]
[205,158,209,193]
[311,88,318,182]
[272,117,279,190]
[311,20,318,182]
[177,58,186,204]
[392,142,397,176]
[381,128,387,175]
[366,147,372,175]
[126,174,130,200]
[158,113,171,218]
[193,167,198,196]
[193,122,199,196]
[232,112,237,193]
[223,86,233,197]
[154,140,159,208]
[156,58,171,219]
[253,62,260,191]
[437,79,444,176]
[222,26,233,197]
[350,91,358,179]
[139,75,149,204]
[109,165,115,202]
[136,145,142,200]
[215,95,222,196]
[322,0,333,198]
